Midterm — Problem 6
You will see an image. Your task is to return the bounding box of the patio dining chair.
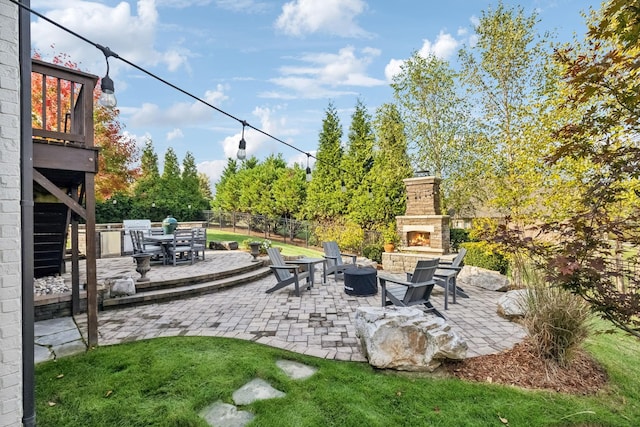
[166,229,195,266]
[191,227,207,261]
[265,247,310,297]
[322,241,357,280]
[378,258,444,319]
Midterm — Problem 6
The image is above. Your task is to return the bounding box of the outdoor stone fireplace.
[382,174,450,272]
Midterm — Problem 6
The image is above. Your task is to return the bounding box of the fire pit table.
[343,266,377,296]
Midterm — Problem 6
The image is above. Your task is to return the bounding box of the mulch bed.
[443,339,609,394]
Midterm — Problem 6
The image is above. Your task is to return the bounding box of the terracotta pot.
[383,243,395,253]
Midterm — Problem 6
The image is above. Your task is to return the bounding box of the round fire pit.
[343,266,377,296]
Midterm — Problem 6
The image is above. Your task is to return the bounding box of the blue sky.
[29,0,601,189]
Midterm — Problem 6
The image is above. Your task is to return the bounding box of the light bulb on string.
[305,154,312,182]
[237,121,247,160]
[97,45,118,108]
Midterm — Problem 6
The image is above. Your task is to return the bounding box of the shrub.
[460,241,509,274]
[521,266,591,366]
[314,220,364,253]
[362,244,383,263]
[450,228,471,251]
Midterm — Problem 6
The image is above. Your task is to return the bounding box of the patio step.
[102,265,272,310]
[133,259,269,293]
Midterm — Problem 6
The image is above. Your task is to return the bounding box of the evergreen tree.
[272,164,307,220]
[351,103,412,228]
[180,152,207,219]
[158,147,182,217]
[342,99,375,194]
[212,158,239,212]
[304,102,345,220]
[132,138,161,218]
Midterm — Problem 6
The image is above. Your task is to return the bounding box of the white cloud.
[125,84,229,128]
[470,15,480,28]
[384,58,404,83]
[383,31,460,82]
[275,0,370,38]
[219,105,300,160]
[167,128,184,141]
[266,46,385,99]
[418,31,459,59]
[31,0,191,76]
[122,130,152,150]
[196,159,227,188]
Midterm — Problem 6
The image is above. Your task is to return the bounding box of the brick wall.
[0,1,23,425]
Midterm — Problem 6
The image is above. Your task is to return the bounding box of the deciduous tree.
[31,51,138,201]
[458,2,551,222]
[539,0,640,337]
[391,52,473,184]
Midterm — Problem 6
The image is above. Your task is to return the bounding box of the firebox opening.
[407,231,431,247]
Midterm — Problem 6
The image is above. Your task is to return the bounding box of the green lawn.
[35,323,640,426]
[206,228,323,258]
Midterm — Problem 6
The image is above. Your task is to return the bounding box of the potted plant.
[382,223,399,252]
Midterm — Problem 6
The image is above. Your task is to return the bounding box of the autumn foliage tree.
[31,51,139,201]
[529,0,640,337]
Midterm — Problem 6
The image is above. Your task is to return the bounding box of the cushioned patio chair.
[434,248,469,309]
[322,241,357,280]
[378,258,444,319]
[265,247,310,297]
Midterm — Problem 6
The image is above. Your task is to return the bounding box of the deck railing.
[31,59,97,146]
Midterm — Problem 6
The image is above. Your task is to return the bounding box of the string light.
[10,0,358,182]
[96,45,118,108]
[306,154,312,182]
[237,121,247,160]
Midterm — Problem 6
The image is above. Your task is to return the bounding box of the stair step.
[134,260,267,292]
[102,266,272,309]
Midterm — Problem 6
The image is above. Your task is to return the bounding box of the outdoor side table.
[434,268,458,310]
[287,257,327,286]
[343,266,377,296]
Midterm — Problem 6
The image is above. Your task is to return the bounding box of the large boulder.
[497,289,529,319]
[354,307,467,372]
[458,266,510,292]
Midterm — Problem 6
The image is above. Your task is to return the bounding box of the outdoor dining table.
[144,234,177,265]
[287,257,327,286]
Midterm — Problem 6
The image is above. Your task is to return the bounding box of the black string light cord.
[9,0,355,178]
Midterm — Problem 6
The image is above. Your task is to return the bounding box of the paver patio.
[63,252,526,361]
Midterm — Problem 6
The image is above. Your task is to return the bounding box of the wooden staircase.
[33,202,69,278]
